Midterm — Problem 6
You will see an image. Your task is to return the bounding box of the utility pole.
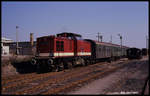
[96,32,103,42]
[30,33,34,55]
[118,34,122,56]
[146,35,148,49]
[146,35,149,55]
[100,35,103,42]
[110,35,112,43]
[96,32,100,42]
[16,26,19,55]
[148,36,149,50]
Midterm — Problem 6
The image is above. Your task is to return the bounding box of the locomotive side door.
[56,40,64,57]
[72,36,77,57]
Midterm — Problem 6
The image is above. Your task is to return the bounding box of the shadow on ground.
[11,61,36,74]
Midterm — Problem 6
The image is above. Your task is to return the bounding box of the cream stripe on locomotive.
[54,52,74,56]
[39,52,74,57]
[77,52,91,56]
[39,52,91,57]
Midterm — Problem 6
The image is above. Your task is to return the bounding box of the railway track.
[43,64,125,94]
[2,73,36,85]
[2,58,131,95]
[14,62,110,95]
[2,71,64,92]
[2,62,108,94]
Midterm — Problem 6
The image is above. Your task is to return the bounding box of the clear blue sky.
[2,1,148,48]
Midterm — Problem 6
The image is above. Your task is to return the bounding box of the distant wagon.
[126,48,142,59]
[141,48,148,56]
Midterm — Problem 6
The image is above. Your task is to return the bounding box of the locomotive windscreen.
[36,36,54,56]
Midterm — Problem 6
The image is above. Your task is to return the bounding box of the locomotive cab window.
[56,41,60,51]
[56,41,64,51]
[60,41,64,51]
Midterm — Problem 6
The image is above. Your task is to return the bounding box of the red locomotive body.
[32,32,91,72]
[37,35,75,58]
[36,32,91,58]
[76,40,91,56]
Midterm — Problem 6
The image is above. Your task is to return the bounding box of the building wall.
[6,41,36,55]
[1,37,13,56]
[2,45,10,56]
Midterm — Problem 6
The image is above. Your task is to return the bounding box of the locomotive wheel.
[72,61,76,67]
[84,59,89,66]
[81,58,85,66]
[88,59,92,65]
[36,63,40,73]
[51,64,59,72]
[67,62,73,69]
[36,62,43,74]
[107,58,111,63]
[58,62,64,71]
[47,64,53,72]
[111,57,115,61]
[91,60,96,64]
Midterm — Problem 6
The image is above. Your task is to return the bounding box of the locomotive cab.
[36,35,55,57]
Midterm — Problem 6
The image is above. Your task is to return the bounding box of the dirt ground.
[1,55,35,77]
[1,56,18,77]
[67,57,149,95]
[2,64,18,77]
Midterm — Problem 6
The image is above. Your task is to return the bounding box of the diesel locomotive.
[31,32,129,73]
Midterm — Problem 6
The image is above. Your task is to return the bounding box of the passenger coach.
[85,39,128,62]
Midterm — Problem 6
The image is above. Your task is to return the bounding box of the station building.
[2,33,36,56]
[1,37,13,56]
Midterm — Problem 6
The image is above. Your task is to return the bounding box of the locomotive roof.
[57,32,82,37]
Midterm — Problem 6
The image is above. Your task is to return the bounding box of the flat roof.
[2,37,13,43]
